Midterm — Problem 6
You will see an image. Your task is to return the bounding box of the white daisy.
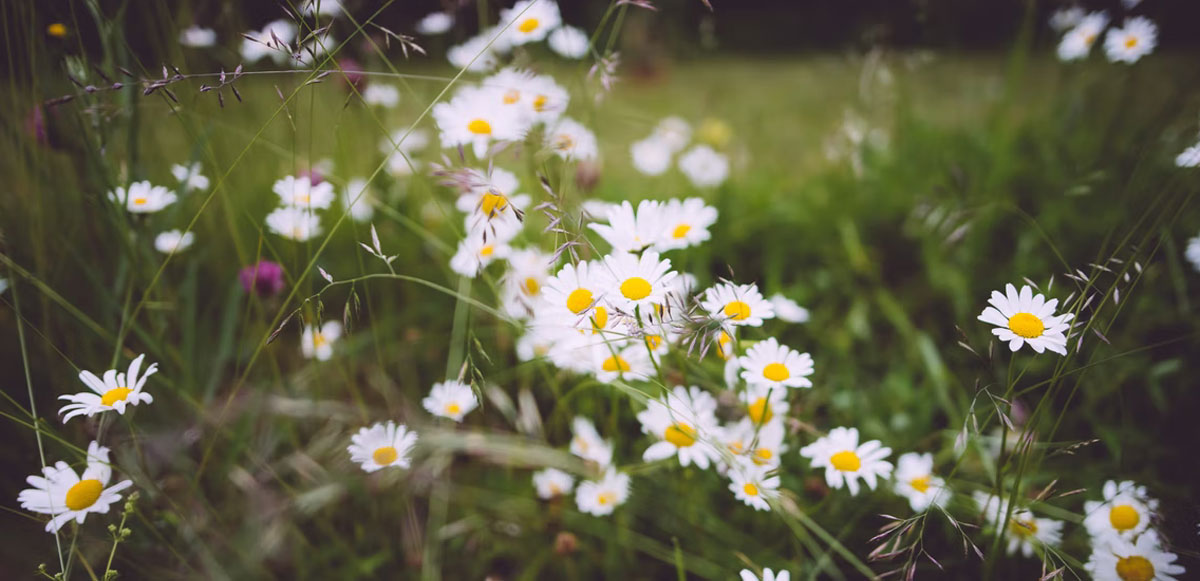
[266,207,322,242]
[1057,12,1109,61]
[1083,480,1158,542]
[739,568,790,581]
[769,294,810,323]
[891,452,950,512]
[1104,17,1157,63]
[1177,142,1200,168]
[1004,509,1064,557]
[799,426,893,496]
[653,197,718,251]
[17,441,133,533]
[362,84,400,108]
[241,19,297,64]
[570,417,614,466]
[171,163,209,191]
[720,417,787,469]
[548,25,589,59]
[273,175,335,210]
[653,117,692,153]
[738,337,814,390]
[1186,234,1200,272]
[154,230,195,254]
[347,421,417,473]
[599,250,678,312]
[499,0,561,46]
[978,283,1074,355]
[422,380,478,422]
[303,0,342,17]
[501,248,554,319]
[701,282,775,328]
[575,468,630,516]
[678,145,730,188]
[416,11,455,35]
[533,468,575,499]
[636,386,721,469]
[630,136,674,176]
[739,384,788,427]
[0,278,8,295]
[59,354,157,423]
[592,344,653,383]
[433,85,525,158]
[1049,6,1085,32]
[301,320,342,361]
[109,181,176,213]
[728,461,780,511]
[448,221,518,278]
[547,117,598,161]
[179,25,216,48]
[1085,531,1186,581]
[541,260,613,330]
[447,30,503,73]
[342,178,375,222]
[589,200,667,253]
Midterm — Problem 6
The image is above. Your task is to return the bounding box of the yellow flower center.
[591,306,608,332]
[480,192,508,215]
[724,301,751,321]
[47,23,68,38]
[467,118,492,135]
[830,450,861,472]
[601,355,630,373]
[65,479,103,511]
[743,482,759,496]
[296,193,310,204]
[1007,312,1045,339]
[517,18,539,33]
[1109,504,1140,531]
[372,446,397,465]
[522,277,540,296]
[1115,556,1154,581]
[620,277,652,301]
[663,423,697,447]
[133,197,148,205]
[644,334,663,350]
[910,476,931,493]
[753,448,773,465]
[597,491,614,505]
[747,397,773,425]
[1008,518,1037,538]
[101,387,133,407]
[1124,36,1138,49]
[502,90,520,104]
[548,484,561,495]
[480,245,495,257]
[312,332,327,347]
[445,402,462,416]
[672,224,691,239]
[292,226,304,238]
[554,135,575,151]
[533,94,548,112]
[566,288,594,314]
[716,331,732,360]
[763,362,789,382]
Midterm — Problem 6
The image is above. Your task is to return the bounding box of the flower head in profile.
[422,380,478,422]
[973,492,1064,558]
[548,25,589,59]
[636,385,720,469]
[449,219,519,278]
[1085,531,1185,581]
[738,337,814,390]
[720,417,787,469]
[301,321,342,361]
[799,426,893,495]
[154,230,195,254]
[1049,6,1084,32]
[499,0,561,46]
[891,452,950,512]
[599,250,678,312]
[630,136,674,176]
[1083,480,1158,543]
[978,283,1074,355]
[533,468,575,499]
[109,181,176,213]
[547,117,598,161]
[678,145,730,188]
[172,163,209,191]
[769,294,810,323]
[362,84,400,108]
[1057,12,1109,61]
[347,421,417,473]
[447,30,503,73]
[341,178,375,222]
[570,417,614,466]
[266,207,322,241]
[1176,142,1200,168]
[18,441,133,533]
[592,344,653,383]
[575,468,630,516]
[728,461,780,511]
[59,354,157,423]
[1104,17,1157,64]
[701,282,775,328]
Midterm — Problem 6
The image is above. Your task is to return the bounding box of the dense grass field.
[2,2,1200,579]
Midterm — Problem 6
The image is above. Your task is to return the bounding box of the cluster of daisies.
[423,0,591,71]
[630,116,733,188]
[106,163,209,254]
[1050,3,1157,63]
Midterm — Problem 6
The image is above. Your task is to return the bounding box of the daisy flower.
[241,19,296,64]
[740,384,788,427]
[347,421,417,473]
[548,25,589,59]
[179,26,216,48]
[739,569,790,581]
[301,321,341,361]
[546,117,598,161]
[432,85,525,158]
[739,337,814,390]
[59,354,157,423]
[630,136,674,176]
[362,84,400,108]
[978,283,1074,355]
[1057,12,1109,61]
[891,452,950,512]
[499,0,561,46]
[721,417,787,468]
[593,344,653,383]
[1083,480,1159,542]
[303,0,342,17]
[1176,142,1200,168]
[154,230,195,254]
[1085,532,1186,581]
[274,175,335,210]
[570,417,614,466]
[678,145,730,188]
[422,380,478,422]
[1186,234,1200,272]
[599,250,678,312]
[501,248,553,319]
[266,207,322,242]
[533,468,574,499]
[729,461,780,511]
[416,11,454,35]
[637,385,721,469]
[769,294,810,323]
[1104,17,1157,63]
[1005,510,1064,557]
[523,75,569,125]
[701,282,775,328]
[1049,6,1084,32]
[448,221,518,277]
[654,197,718,251]
[341,178,375,222]
[541,260,612,330]
[654,117,692,153]
[575,468,630,516]
[0,278,8,295]
[171,162,209,191]
[17,441,133,533]
[799,426,893,496]
[109,181,176,213]
[447,30,503,73]
[589,200,666,253]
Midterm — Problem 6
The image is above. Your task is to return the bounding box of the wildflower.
[433,85,525,158]
[697,117,733,148]
[362,84,400,108]
[347,421,417,473]
[720,417,787,469]
[46,23,68,38]
[739,384,788,427]
[589,200,666,253]
[17,441,133,533]
[891,452,950,512]
[422,380,478,422]
[701,282,775,328]
[455,167,529,232]
[154,230,195,254]
[653,117,692,153]
[109,181,176,213]
[637,386,721,469]
[179,25,216,48]
[541,260,612,331]
[739,569,790,581]
[342,178,375,222]
[266,207,322,241]
[499,0,562,46]
[978,283,1074,355]
[241,19,297,64]
[59,354,157,423]
[1104,17,1157,63]
[729,461,780,511]
[1057,12,1109,61]
[599,250,678,312]
[1085,532,1186,581]
[678,145,730,188]
[548,25,589,59]
[171,162,209,191]
[274,175,336,210]
[1083,481,1159,542]
[448,221,518,277]
[417,11,455,35]
[592,344,653,383]
[1186,234,1200,272]
[1177,142,1200,168]
[533,468,575,499]
[547,117,599,161]
[630,136,674,176]
[303,0,342,17]
[447,31,503,73]
[575,468,630,516]
[738,337,814,390]
[500,248,553,319]
[973,492,1064,558]
[570,417,614,466]
[654,197,718,251]
[301,321,342,361]
[1049,6,1085,32]
[769,294,810,323]
[239,260,286,297]
[799,426,893,495]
